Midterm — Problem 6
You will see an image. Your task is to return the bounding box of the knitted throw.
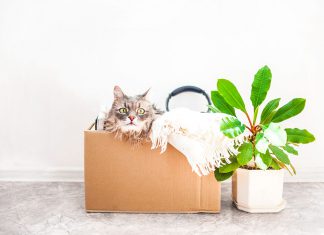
[150,108,247,176]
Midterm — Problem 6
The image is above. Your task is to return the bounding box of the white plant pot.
[232,168,286,213]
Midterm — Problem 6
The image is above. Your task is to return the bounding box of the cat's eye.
[119,108,128,114]
[137,108,145,115]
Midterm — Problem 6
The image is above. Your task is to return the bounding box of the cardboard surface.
[84,131,221,213]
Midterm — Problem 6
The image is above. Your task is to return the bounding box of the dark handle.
[166,85,211,112]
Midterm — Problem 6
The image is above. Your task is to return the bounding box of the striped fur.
[104,86,163,144]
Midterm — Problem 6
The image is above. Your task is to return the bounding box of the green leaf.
[219,159,240,173]
[236,142,253,165]
[283,144,298,155]
[210,91,236,116]
[269,145,290,164]
[260,151,273,167]
[290,163,297,175]
[275,160,294,175]
[217,79,246,112]
[285,128,315,144]
[220,117,246,138]
[208,105,220,113]
[255,133,270,154]
[260,98,281,124]
[255,153,268,170]
[263,122,287,147]
[270,159,281,170]
[271,98,306,123]
[250,65,272,110]
[214,168,234,182]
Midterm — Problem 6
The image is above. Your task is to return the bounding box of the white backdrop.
[0,0,323,181]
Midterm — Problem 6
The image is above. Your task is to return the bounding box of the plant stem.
[253,107,259,126]
[245,112,254,132]
[245,125,253,133]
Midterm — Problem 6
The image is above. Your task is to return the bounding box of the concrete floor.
[0,182,323,235]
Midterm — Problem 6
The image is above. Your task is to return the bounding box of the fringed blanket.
[151,108,247,176]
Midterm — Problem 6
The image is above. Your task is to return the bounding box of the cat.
[104,86,163,143]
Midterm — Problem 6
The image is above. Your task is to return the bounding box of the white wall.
[0,0,323,181]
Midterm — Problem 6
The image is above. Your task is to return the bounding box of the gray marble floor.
[0,182,323,235]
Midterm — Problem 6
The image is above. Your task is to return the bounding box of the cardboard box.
[84,130,221,213]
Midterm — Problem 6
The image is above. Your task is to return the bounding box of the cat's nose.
[128,115,135,121]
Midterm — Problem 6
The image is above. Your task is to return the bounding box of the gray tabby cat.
[104,86,163,143]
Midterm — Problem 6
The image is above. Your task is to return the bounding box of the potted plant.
[209,65,315,213]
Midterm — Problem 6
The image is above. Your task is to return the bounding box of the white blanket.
[150,108,247,176]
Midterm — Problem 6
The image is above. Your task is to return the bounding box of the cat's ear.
[113,86,125,99]
[141,88,150,99]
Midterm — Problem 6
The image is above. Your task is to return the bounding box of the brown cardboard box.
[84,131,221,213]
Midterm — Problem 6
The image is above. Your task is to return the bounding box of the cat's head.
[108,86,159,134]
